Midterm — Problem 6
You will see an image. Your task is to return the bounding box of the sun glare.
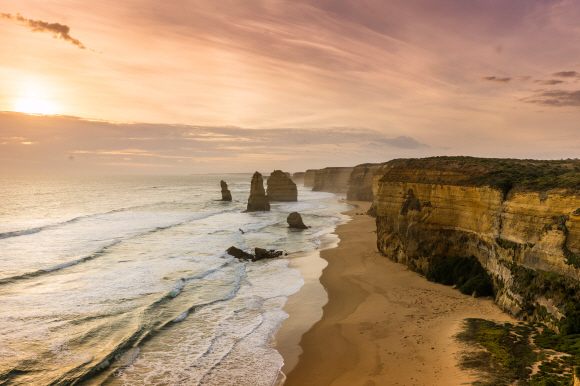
[14,98,58,115]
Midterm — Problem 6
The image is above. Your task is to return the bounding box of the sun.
[13,97,58,115]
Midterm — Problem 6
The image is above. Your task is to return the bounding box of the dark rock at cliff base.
[254,247,284,260]
[267,170,297,201]
[287,212,308,229]
[246,172,270,212]
[220,180,232,201]
[226,246,253,260]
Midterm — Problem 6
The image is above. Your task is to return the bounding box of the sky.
[1,0,580,174]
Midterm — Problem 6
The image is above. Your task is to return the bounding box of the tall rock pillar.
[246,172,270,212]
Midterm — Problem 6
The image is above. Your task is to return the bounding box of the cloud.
[534,79,565,85]
[375,136,430,149]
[0,112,433,174]
[481,76,511,84]
[552,71,578,77]
[521,90,580,107]
[0,13,86,49]
[518,76,532,82]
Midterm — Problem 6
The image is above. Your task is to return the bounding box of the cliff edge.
[375,156,580,330]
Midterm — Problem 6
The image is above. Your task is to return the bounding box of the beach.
[280,201,514,386]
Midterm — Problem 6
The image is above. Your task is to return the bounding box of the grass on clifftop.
[392,156,580,195]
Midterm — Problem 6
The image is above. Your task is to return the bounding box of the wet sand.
[281,201,514,386]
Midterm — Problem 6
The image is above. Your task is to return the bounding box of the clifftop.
[382,156,580,195]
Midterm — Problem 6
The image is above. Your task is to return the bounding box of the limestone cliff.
[245,172,270,212]
[292,172,305,184]
[347,159,408,202]
[267,170,298,201]
[220,180,232,201]
[304,169,318,188]
[312,167,354,193]
[375,157,580,329]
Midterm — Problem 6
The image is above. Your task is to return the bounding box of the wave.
[0,210,241,285]
[0,200,199,241]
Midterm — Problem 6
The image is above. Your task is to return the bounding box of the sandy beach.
[280,201,514,386]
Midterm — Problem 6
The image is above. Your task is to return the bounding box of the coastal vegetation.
[395,156,580,195]
[458,318,579,386]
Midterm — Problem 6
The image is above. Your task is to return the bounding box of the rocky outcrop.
[312,167,354,193]
[226,246,283,261]
[347,159,408,202]
[287,212,308,229]
[292,172,305,184]
[245,172,270,212]
[375,157,580,329]
[220,180,232,201]
[304,169,318,187]
[267,170,298,201]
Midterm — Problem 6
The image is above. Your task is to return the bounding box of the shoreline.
[280,201,514,386]
[270,203,353,376]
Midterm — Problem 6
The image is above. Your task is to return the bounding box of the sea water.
[0,175,348,385]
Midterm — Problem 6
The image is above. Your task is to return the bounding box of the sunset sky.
[1,0,580,174]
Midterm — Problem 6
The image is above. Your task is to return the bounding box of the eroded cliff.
[375,157,580,330]
[267,170,298,201]
[347,159,408,202]
[304,169,318,188]
[312,167,354,193]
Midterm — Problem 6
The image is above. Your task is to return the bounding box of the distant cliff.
[347,159,408,202]
[312,167,354,193]
[292,172,305,184]
[304,169,318,188]
[375,157,580,330]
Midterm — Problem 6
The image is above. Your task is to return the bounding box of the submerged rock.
[267,170,298,201]
[246,172,270,212]
[287,212,308,229]
[220,180,232,201]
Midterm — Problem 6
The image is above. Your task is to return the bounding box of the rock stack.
[220,180,232,201]
[245,172,270,212]
[267,170,298,201]
[287,212,308,229]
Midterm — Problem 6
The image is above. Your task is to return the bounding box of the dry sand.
[279,201,514,386]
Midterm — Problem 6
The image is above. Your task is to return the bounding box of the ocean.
[0,174,348,386]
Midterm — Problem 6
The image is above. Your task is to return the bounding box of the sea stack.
[267,170,298,201]
[245,172,270,212]
[220,180,232,201]
[287,212,308,229]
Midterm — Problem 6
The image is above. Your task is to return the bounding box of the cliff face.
[304,169,318,188]
[246,172,270,212]
[347,159,408,202]
[312,167,354,193]
[292,172,305,184]
[267,170,298,201]
[375,157,580,328]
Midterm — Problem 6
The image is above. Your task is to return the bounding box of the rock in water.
[254,248,283,260]
[287,212,308,229]
[246,172,270,212]
[267,170,298,201]
[220,180,232,201]
[226,246,253,260]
